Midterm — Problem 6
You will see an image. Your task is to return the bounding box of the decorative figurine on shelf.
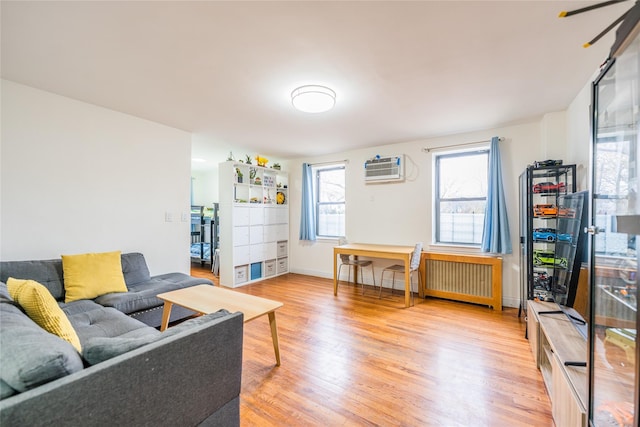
[245,155,252,165]
[235,168,243,183]
[256,155,268,167]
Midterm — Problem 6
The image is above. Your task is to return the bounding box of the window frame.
[434,148,489,246]
[314,164,346,238]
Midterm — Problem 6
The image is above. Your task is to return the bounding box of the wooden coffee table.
[157,284,284,366]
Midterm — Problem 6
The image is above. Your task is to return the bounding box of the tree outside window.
[594,137,632,255]
[435,149,488,245]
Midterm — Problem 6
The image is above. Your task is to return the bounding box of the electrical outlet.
[181,212,189,222]
[165,212,174,222]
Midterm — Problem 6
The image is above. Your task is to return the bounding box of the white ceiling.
[1,1,632,170]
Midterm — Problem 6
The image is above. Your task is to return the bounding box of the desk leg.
[160,302,173,331]
[418,255,425,299]
[353,255,359,284]
[404,256,411,308]
[333,251,338,296]
[268,312,281,366]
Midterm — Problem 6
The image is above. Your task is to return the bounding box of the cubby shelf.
[219,161,289,288]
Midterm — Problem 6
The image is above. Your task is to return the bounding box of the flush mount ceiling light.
[291,85,336,113]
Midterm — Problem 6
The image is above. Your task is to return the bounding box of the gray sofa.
[0,253,244,426]
[0,252,214,328]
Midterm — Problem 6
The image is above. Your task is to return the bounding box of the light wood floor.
[191,266,553,426]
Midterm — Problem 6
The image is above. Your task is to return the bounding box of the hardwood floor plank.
[191,267,553,426]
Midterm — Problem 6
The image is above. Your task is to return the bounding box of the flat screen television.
[552,190,589,340]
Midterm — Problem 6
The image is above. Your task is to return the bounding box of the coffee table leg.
[160,302,173,332]
[268,311,281,366]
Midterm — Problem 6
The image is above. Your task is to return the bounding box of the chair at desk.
[380,242,423,304]
[338,253,376,295]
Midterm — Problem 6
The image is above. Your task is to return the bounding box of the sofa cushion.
[82,334,160,365]
[0,378,16,399]
[61,251,128,303]
[82,309,231,365]
[0,301,84,393]
[0,285,18,399]
[120,252,151,286]
[0,282,11,302]
[0,259,65,301]
[7,278,82,352]
[95,273,212,315]
[62,301,159,346]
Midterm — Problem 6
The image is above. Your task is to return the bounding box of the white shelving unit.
[218,161,289,287]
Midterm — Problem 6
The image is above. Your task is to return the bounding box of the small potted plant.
[272,163,281,170]
[245,155,252,165]
[256,155,268,167]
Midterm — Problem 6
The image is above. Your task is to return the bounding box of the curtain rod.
[308,159,350,166]
[421,137,504,153]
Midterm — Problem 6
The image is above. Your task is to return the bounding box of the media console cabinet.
[527,300,587,427]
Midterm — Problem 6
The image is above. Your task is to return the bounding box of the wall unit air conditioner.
[364,155,404,183]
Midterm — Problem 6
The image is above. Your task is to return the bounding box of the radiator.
[420,253,502,310]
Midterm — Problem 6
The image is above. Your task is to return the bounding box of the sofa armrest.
[0,311,244,426]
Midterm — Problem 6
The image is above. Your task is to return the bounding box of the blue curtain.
[481,137,512,254]
[190,177,195,205]
[299,163,316,241]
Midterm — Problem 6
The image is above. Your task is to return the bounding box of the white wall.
[287,119,570,308]
[1,80,192,275]
[539,111,567,161]
[191,169,219,207]
[566,76,595,192]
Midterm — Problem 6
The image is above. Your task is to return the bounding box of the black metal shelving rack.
[519,164,576,319]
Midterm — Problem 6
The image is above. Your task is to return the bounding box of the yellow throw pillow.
[7,278,82,352]
[62,251,127,303]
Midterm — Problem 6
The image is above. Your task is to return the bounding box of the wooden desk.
[333,243,415,307]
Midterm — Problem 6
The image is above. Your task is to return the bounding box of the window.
[315,165,345,237]
[434,149,488,245]
[594,136,632,255]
